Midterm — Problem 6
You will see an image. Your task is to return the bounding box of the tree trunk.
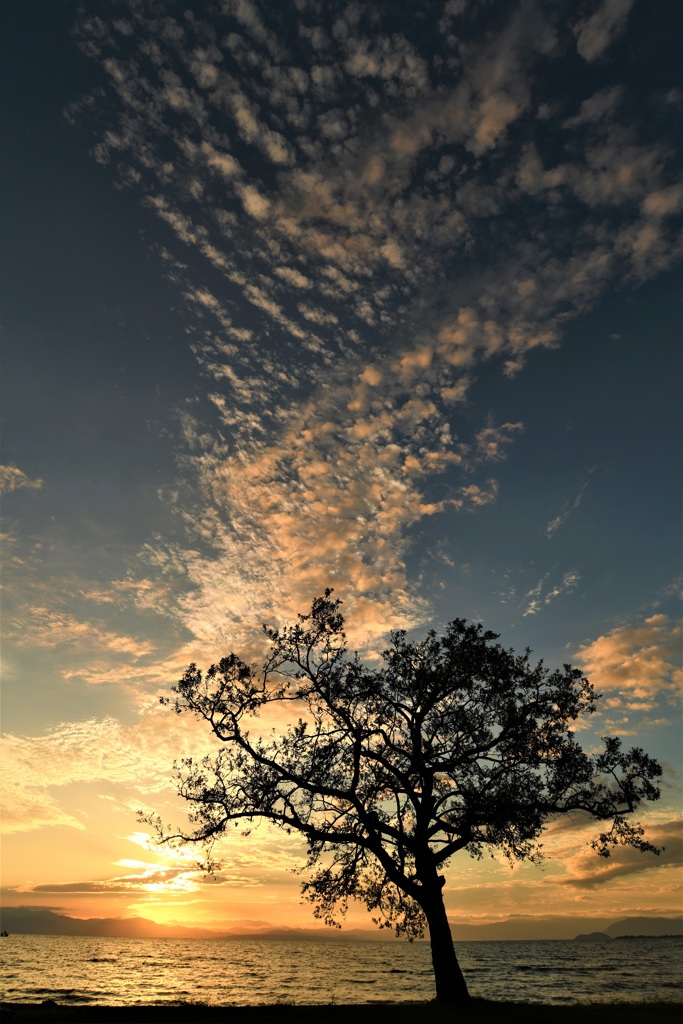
[422,886,470,1004]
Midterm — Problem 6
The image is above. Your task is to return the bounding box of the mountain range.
[1,907,681,942]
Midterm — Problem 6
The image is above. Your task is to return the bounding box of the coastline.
[2,1001,682,1023]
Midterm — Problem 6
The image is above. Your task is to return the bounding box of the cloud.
[0,465,44,494]
[573,0,634,62]
[15,820,304,895]
[124,822,304,883]
[28,866,206,896]
[546,474,592,538]
[1,789,87,834]
[143,377,519,652]
[62,1,683,652]
[559,820,682,889]
[575,614,683,701]
[523,570,581,616]
[3,607,155,661]
[563,85,623,128]
[642,182,683,218]
[0,712,216,834]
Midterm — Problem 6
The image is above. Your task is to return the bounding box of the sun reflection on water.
[1,935,681,1006]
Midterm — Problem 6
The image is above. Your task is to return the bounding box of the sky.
[1,0,682,939]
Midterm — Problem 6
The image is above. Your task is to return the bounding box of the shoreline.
[2,1001,682,1023]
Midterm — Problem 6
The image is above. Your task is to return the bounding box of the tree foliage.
[148,592,662,1002]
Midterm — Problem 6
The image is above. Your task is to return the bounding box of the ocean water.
[0,934,681,1006]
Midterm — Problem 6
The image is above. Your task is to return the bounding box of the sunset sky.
[1,0,681,939]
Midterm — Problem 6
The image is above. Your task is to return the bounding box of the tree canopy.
[149,592,662,1003]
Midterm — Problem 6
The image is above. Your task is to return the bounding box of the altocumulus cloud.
[0,714,215,834]
[64,0,683,649]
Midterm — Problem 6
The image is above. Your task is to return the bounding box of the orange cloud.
[558,820,682,889]
[575,614,682,701]
[0,465,44,493]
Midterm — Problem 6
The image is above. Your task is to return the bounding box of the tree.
[149,591,662,1004]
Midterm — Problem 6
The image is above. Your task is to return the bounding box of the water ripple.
[0,934,680,1006]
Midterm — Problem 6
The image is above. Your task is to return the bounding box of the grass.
[1,1000,681,1023]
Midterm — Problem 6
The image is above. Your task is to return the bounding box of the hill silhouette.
[2,907,681,941]
[605,917,683,938]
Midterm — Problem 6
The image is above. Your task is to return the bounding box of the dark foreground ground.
[1,1001,681,1023]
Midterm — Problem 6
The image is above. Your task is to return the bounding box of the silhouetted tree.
[149,592,662,1004]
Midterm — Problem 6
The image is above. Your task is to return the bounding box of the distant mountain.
[2,906,681,942]
[0,908,397,942]
[449,915,683,941]
[0,908,221,939]
[605,917,683,938]
[450,916,613,941]
[574,932,612,942]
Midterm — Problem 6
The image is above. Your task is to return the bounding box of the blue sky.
[1,0,681,934]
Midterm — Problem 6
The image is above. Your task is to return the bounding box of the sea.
[1,935,681,1007]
